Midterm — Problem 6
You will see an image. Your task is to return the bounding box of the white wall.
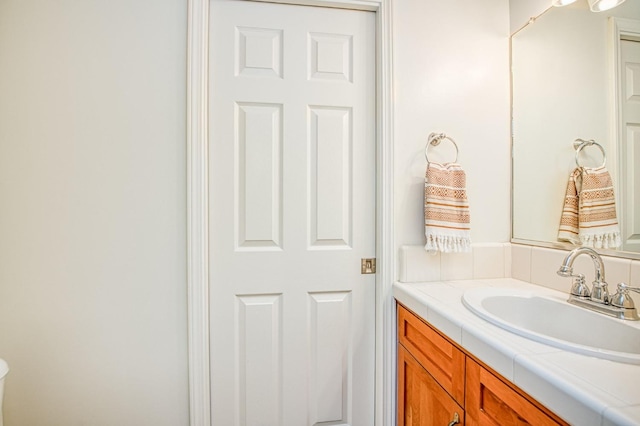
[510,0,551,34]
[0,0,512,422]
[393,0,512,266]
[0,1,188,425]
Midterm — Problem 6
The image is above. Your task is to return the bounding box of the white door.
[620,39,640,253]
[209,1,376,425]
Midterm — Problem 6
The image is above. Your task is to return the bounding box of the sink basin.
[462,287,640,364]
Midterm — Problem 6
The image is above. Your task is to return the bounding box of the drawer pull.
[447,412,460,426]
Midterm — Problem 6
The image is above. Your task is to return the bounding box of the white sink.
[462,287,640,364]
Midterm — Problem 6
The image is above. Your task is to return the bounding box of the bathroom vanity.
[397,303,566,425]
[395,278,640,426]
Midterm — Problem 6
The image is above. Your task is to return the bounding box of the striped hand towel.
[424,162,471,253]
[558,166,621,249]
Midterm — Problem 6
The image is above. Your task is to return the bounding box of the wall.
[0,0,511,422]
[393,0,511,269]
[0,1,188,425]
[510,0,551,34]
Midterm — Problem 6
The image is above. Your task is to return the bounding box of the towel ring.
[425,132,459,164]
[573,138,606,168]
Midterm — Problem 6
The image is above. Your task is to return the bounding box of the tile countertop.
[393,278,640,426]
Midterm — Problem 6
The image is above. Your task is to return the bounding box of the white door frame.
[186,0,394,425]
[610,17,640,254]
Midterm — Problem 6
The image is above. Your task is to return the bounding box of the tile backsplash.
[399,243,640,307]
[511,244,638,306]
[398,243,511,282]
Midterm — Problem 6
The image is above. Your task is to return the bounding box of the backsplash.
[512,244,640,303]
[399,243,512,282]
[399,243,640,306]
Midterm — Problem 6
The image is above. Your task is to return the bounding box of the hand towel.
[558,168,581,245]
[558,166,621,249]
[424,162,471,253]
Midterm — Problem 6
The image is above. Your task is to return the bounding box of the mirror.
[511,0,640,258]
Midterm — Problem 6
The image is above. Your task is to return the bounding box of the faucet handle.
[570,274,591,298]
[610,283,640,309]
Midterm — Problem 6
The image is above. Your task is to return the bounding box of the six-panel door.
[209,1,376,425]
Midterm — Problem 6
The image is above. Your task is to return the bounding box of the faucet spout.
[558,247,608,303]
[556,248,638,320]
[558,247,605,283]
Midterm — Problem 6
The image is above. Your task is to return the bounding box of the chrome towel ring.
[573,138,606,168]
[425,132,459,164]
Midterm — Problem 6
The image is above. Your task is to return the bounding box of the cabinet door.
[465,359,563,426]
[398,345,464,426]
[398,304,466,405]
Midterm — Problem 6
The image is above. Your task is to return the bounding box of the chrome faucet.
[557,247,639,320]
[557,246,608,303]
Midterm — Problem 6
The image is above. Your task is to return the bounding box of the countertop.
[394,278,640,426]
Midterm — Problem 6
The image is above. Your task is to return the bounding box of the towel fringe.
[580,232,622,250]
[425,234,471,254]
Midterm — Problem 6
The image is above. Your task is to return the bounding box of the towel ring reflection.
[425,132,459,164]
[573,138,606,168]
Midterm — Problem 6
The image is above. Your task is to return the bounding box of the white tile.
[399,245,440,282]
[529,351,640,406]
[530,247,571,293]
[427,307,464,345]
[630,261,640,309]
[603,405,640,426]
[631,261,640,285]
[602,256,631,289]
[392,283,431,322]
[412,281,465,305]
[472,243,505,279]
[513,354,610,426]
[511,244,531,282]
[394,282,465,345]
[441,250,473,281]
[461,324,517,381]
[503,243,512,278]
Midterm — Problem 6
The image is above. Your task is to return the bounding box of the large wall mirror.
[511,0,640,258]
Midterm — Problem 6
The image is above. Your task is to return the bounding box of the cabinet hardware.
[447,412,460,426]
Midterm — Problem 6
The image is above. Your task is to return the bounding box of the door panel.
[308,291,352,424]
[209,1,376,425]
[309,105,352,248]
[235,102,283,250]
[236,294,283,426]
[620,40,640,252]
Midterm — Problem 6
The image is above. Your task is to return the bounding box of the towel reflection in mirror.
[558,165,621,249]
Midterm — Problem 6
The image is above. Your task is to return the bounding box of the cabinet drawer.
[465,358,564,426]
[397,304,465,405]
[398,345,464,426]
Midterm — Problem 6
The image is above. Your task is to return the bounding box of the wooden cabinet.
[398,345,463,426]
[397,304,465,405]
[465,359,560,425]
[397,304,567,426]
